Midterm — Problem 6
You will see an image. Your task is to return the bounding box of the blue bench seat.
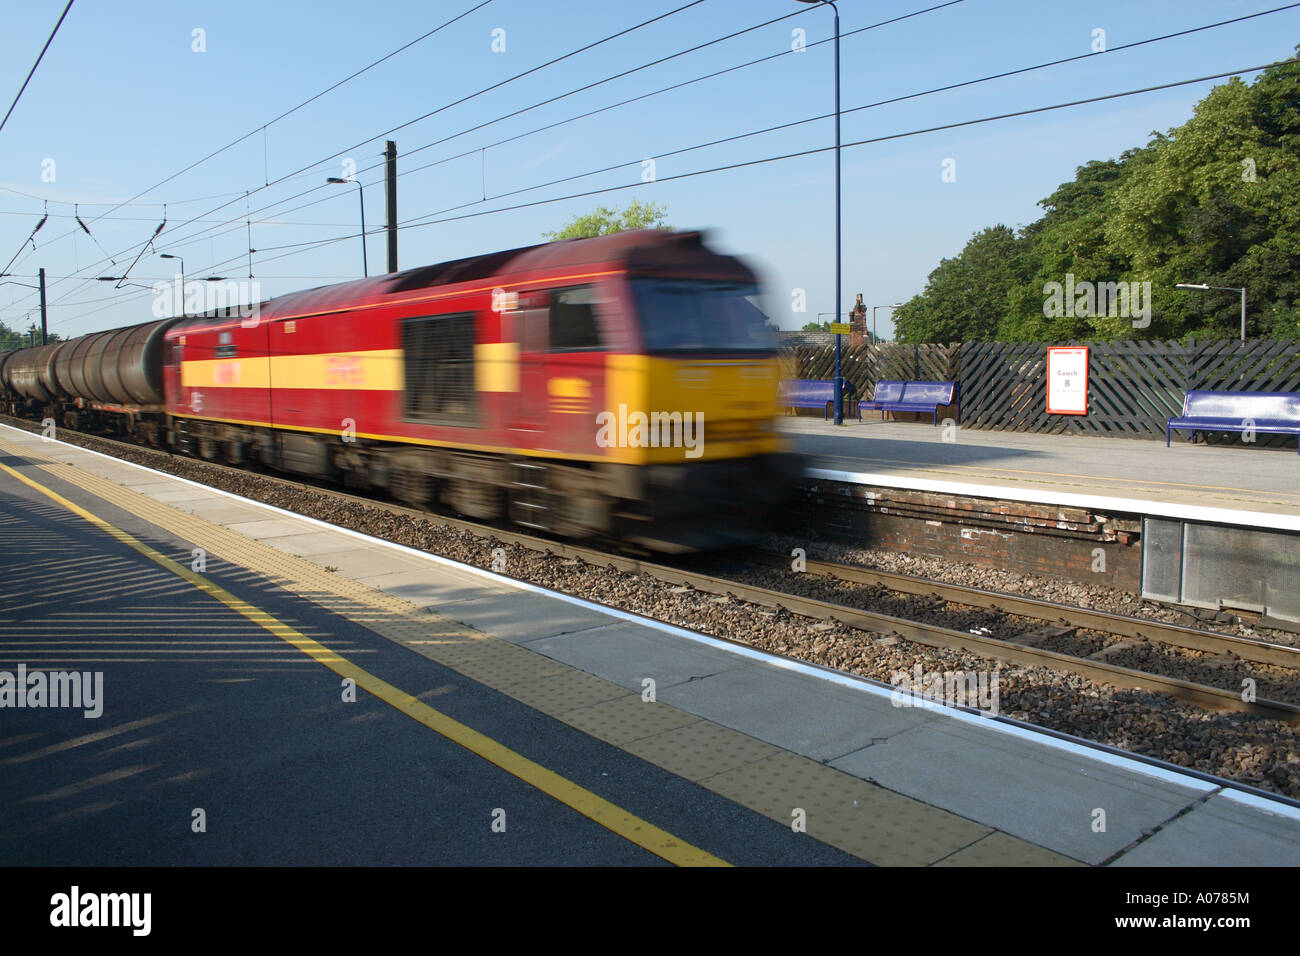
[778,379,859,421]
[860,380,958,425]
[1167,390,1300,453]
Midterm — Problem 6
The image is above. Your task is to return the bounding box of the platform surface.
[2,421,1298,866]
[784,416,1300,521]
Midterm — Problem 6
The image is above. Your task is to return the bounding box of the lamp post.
[870,302,903,344]
[796,0,842,422]
[1176,282,1247,342]
[159,253,185,317]
[327,176,368,277]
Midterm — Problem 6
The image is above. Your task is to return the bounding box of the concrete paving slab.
[269,532,367,557]
[657,662,934,762]
[356,567,516,608]
[224,518,317,539]
[119,481,184,495]
[180,500,274,524]
[300,547,431,580]
[523,621,747,694]
[1111,791,1300,867]
[150,487,217,504]
[430,591,621,642]
[829,716,1207,865]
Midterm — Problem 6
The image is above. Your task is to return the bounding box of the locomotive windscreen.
[631,279,777,353]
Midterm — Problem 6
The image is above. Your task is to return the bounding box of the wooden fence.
[778,337,1300,442]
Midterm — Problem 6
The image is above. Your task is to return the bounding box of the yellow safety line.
[0,458,729,867]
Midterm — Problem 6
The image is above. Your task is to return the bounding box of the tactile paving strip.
[623,720,783,782]
[702,749,991,866]
[560,695,703,747]
[934,831,1083,867]
[0,428,1084,865]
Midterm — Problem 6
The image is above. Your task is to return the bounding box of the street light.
[870,302,904,344]
[1176,282,1247,342]
[795,0,843,422]
[327,177,368,277]
[159,253,185,317]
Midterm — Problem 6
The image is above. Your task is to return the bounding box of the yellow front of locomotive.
[600,271,803,547]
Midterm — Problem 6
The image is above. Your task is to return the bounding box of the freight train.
[0,230,800,550]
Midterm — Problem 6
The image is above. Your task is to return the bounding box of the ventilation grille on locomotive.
[402,312,477,425]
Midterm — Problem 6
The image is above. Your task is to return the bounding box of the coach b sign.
[1047,346,1089,415]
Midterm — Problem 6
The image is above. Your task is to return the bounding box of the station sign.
[1046,346,1089,415]
[828,323,851,334]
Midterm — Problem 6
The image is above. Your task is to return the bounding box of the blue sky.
[1,0,1296,341]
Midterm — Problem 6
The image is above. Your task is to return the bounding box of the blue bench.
[1166,390,1300,453]
[778,379,859,421]
[859,380,958,425]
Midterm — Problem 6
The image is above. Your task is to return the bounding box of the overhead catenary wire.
[0,0,75,137]
[14,4,1296,325]
[45,55,1295,333]
[27,0,719,311]
[66,0,965,278]
[83,0,497,226]
[14,0,1290,314]
[79,0,1286,279]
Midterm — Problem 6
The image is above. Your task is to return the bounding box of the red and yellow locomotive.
[3,230,799,549]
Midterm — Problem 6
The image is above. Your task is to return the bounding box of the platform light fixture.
[327,176,368,277]
[794,0,843,423]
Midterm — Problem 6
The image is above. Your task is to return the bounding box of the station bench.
[778,379,859,421]
[859,380,958,425]
[1166,390,1300,453]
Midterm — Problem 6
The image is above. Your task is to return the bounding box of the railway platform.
[783,417,1300,623]
[1,420,1298,866]
[782,417,1300,520]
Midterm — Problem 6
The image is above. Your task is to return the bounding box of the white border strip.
[807,467,1300,532]
[7,422,1299,820]
[1220,787,1300,821]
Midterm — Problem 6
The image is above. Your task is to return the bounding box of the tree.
[542,198,670,240]
[0,320,60,351]
[801,320,830,332]
[894,225,1030,343]
[897,52,1300,342]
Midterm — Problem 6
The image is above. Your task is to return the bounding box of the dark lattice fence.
[779,338,1300,443]
[779,340,958,402]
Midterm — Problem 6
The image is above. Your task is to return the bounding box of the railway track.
[7,413,1299,727]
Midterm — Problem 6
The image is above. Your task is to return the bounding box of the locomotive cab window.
[548,286,602,351]
[402,311,477,425]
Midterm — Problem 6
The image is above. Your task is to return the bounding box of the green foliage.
[541,198,670,240]
[897,54,1300,343]
[894,225,1030,343]
[801,320,830,332]
[0,319,55,351]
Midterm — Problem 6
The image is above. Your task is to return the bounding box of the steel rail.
[743,552,1300,670]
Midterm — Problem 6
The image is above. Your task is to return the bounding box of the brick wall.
[790,477,1142,591]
